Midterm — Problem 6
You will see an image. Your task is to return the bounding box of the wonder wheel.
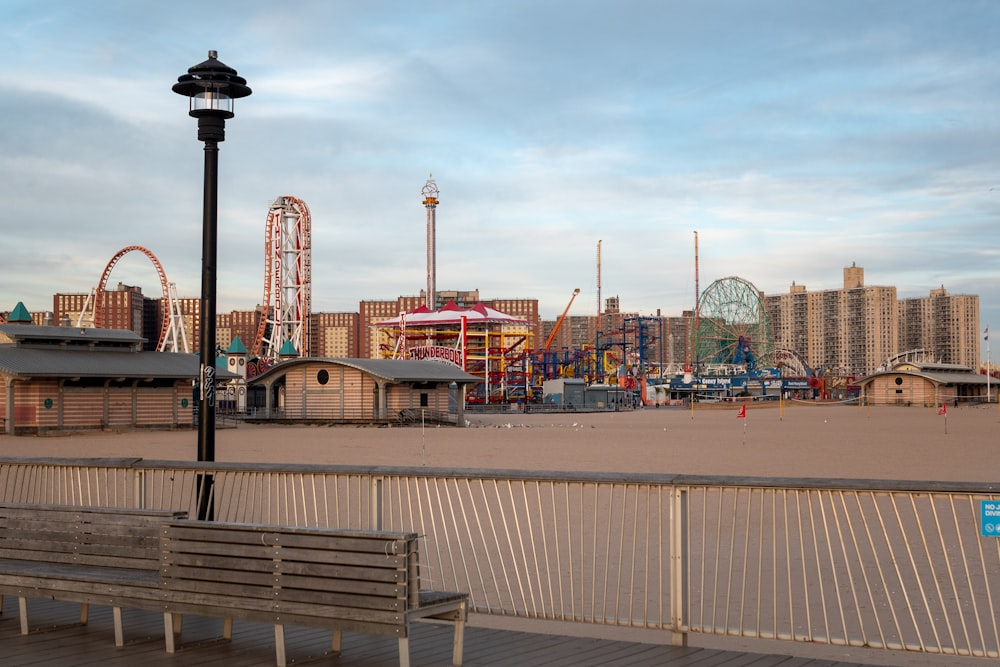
[694,276,771,371]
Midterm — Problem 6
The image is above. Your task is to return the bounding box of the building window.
[420,393,429,407]
[317,369,329,385]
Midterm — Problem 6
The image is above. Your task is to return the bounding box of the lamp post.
[173,51,251,520]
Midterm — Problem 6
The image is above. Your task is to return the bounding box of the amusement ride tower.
[422,175,439,310]
[252,196,312,361]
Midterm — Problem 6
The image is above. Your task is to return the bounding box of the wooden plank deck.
[0,596,892,666]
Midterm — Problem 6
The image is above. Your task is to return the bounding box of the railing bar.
[495,478,524,614]
[590,483,599,623]
[514,479,539,618]
[949,493,979,655]
[551,481,565,621]
[472,477,502,614]
[766,489,774,639]
[520,480,542,618]
[466,478,501,609]
[490,479,521,613]
[417,476,441,589]
[847,491,887,649]
[788,491,812,641]
[865,492,905,649]
[739,487,752,636]
[907,494,941,651]
[632,483,643,627]
[306,473,318,526]
[535,480,555,620]
[256,471,267,524]
[887,493,925,650]
[451,477,479,604]
[831,490,860,644]
[568,482,577,621]
[438,477,461,591]
[610,483,620,625]
[815,490,837,642]
[806,490,824,642]
[710,487,723,632]
[928,493,960,652]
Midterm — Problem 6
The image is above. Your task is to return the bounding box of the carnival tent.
[373,300,529,327]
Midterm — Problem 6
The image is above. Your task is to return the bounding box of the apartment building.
[899,287,979,369]
[766,264,979,376]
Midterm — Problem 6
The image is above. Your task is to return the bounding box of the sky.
[1,1,997,357]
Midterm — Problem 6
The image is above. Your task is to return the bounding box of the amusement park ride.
[72,191,825,408]
[76,245,189,353]
[251,195,312,362]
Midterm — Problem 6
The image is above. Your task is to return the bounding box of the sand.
[5,402,998,484]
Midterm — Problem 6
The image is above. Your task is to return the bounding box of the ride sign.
[981,500,1000,537]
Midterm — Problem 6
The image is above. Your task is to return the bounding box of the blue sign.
[982,500,1000,537]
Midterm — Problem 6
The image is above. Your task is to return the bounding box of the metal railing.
[0,458,996,659]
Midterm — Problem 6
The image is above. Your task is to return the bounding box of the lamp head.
[173,50,251,121]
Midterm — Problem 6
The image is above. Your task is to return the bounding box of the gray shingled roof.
[0,323,143,344]
[251,357,480,384]
[0,347,200,379]
[859,368,990,386]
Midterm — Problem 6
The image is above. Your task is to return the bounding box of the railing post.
[669,486,688,646]
[370,476,383,531]
[133,469,146,509]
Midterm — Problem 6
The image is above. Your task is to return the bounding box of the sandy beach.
[5,402,998,484]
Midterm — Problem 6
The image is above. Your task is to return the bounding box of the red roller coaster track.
[94,245,171,351]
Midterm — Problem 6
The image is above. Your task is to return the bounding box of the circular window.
[317,369,330,385]
[894,377,903,386]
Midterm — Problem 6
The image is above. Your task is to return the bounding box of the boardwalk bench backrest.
[160,520,468,666]
[0,503,187,647]
[0,503,183,570]
[161,521,417,633]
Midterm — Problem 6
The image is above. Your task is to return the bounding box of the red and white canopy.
[373,301,529,328]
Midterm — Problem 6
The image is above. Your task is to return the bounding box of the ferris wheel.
[694,276,772,371]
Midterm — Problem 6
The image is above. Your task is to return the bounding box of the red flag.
[938,402,947,415]
[737,404,746,419]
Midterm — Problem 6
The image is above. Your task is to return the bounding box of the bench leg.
[331,628,342,654]
[18,596,28,635]
[398,636,411,667]
[274,624,287,667]
[453,607,466,666]
[163,613,176,654]
[80,602,89,625]
[223,617,233,640]
[113,607,124,648]
[172,612,183,636]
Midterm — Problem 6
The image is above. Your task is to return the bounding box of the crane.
[543,288,581,350]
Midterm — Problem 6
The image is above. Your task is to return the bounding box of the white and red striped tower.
[252,196,312,361]
[422,175,439,310]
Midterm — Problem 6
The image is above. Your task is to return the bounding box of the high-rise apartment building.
[359,299,403,359]
[899,287,979,368]
[487,297,540,348]
[310,312,360,357]
[55,284,156,349]
[765,264,981,376]
[216,308,265,356]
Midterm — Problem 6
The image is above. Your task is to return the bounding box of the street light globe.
[173,50,252,124]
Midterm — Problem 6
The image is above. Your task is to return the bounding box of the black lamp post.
[173,51,251,520]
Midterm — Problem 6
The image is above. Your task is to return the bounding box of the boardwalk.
[2,596,914,667]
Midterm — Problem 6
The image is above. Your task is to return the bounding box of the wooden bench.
[0,503,186,646]
[160,520,469,667]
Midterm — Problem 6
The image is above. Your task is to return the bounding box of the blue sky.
[2,1,997,357]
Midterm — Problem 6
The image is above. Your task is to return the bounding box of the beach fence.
[0,457,998,659]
